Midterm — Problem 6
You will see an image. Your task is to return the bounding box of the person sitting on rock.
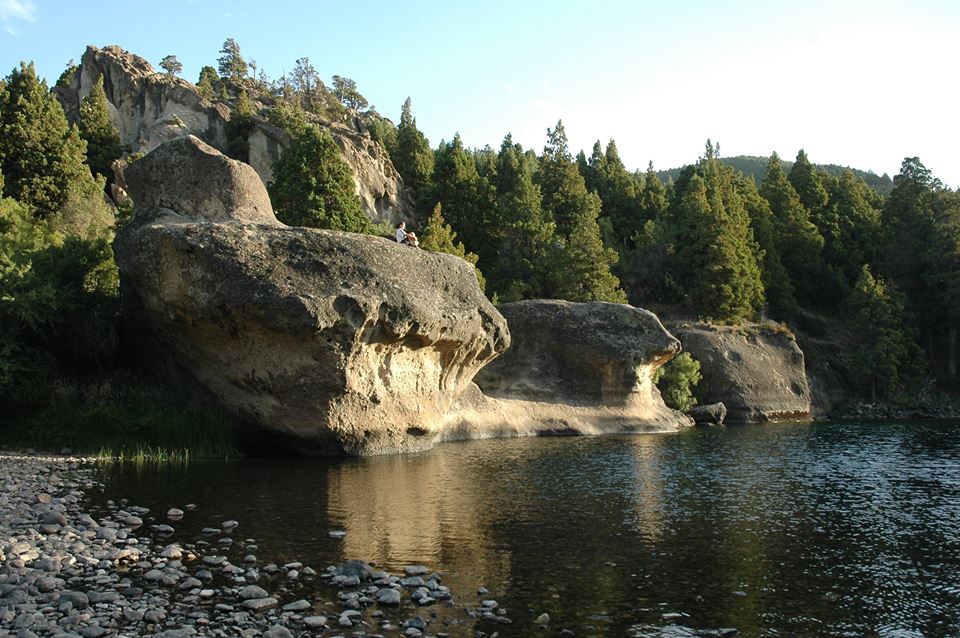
[405,232,419,248]
[395,221,408,244]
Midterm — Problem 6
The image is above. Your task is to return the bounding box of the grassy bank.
[0,374,239,460]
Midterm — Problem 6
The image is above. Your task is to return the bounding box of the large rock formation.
[115,136,507,455]
[55,45,411,224]
[446,300,692,438]
[669,321,811,423]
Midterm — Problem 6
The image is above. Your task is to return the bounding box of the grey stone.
[690,402,727,425]
[302,616,326,628]
[375,588,401,605]
[466,300,692,436]
[238,585,268,600]
[669,321,811,422]
[241,597,277,611]
[281,599,310,612]
[261,625,293,638]
[114,136,509,456]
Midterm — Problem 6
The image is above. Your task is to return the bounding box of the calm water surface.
[92,422,960,637]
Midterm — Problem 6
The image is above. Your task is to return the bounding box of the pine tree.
[197,66,218,99]
[489,135,554,301]
[669,156,765,322]
[269,125,370,233]
[0,62,103,223]
[788,149,829,215]
[420,203,486,291]
[824,169,882,283]
[848,265,918,400]
[394,97,433,197]
[653,352,702,411]
[290,58,322,111]
[217,38,248,82]
[536,121,626,302]
[159,55,182,77]
[77,75,122,182]
[593,139,641,249]
[427,134,497,264]
[331,75,368,111]
[760,153,825,303]
[637,162,668,224]
[736,173,794,315]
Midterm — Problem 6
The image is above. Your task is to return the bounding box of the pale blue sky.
[2,0,958,186]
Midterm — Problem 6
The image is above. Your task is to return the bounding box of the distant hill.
[657,155,894,196]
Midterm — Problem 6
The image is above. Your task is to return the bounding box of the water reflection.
[94,421,960,637]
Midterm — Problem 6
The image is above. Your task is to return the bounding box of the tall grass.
[0,374,239,460]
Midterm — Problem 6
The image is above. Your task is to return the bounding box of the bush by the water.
[654,352,702,412]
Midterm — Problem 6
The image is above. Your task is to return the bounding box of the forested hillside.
[657,156,895,197]
[3,38,959,430]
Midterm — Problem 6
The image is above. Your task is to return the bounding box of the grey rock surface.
[449,300,692,437]
[55,45,412,224]
[114,136,508,455]
[689,402,727,426]
[670,322,811,423]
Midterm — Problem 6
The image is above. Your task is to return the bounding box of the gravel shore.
[0,451,518,638]
[1,451,739,638]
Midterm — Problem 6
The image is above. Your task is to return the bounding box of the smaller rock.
[282,599,311,612]
[242,597,278,611]
[167,508,184,520]
[376,588,401,605]
[238,585,269,600]
[328,530,346,539]
[535,613,550,624]
[302,616,327,628]
[690,402,727,426]
[262,625,292,638]
[403,565,430,576]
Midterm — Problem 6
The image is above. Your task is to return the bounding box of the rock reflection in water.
[325,450,512,591]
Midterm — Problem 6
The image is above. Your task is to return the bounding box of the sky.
[1,0,959,186]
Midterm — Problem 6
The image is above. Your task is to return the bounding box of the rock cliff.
[669,322,811,423]
[446,300,693,438]
[55,45,410,224]
[114,136,507,455]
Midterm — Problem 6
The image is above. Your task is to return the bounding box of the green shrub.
[653,352,702,411]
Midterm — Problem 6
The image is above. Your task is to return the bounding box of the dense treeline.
[3,37,960,427]
[381,105,960,402]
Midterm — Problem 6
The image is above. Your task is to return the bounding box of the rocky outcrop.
[114,136,507,455]
[445,300,692,438]
[690,402,727,426]
[55,45,411,224]
[669,322,811,423]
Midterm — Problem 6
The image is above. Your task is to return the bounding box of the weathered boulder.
[689,402,727,426]
[123,136,276,225]
[56,45,411,224]
[447,300,692,437]
[669,322,811,423]
[114,136,508,455]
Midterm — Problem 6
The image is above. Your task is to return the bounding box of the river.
[90,421,960,637]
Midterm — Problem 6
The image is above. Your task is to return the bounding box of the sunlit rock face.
[55,45,411,225]
[447,300,693,438]
[668,321,811,423]
[114,136,508,455]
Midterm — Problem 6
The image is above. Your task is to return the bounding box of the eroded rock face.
[669,322,811,423]
[56,45,411,225]
[448,300,692,437]
[114,136,508,455]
